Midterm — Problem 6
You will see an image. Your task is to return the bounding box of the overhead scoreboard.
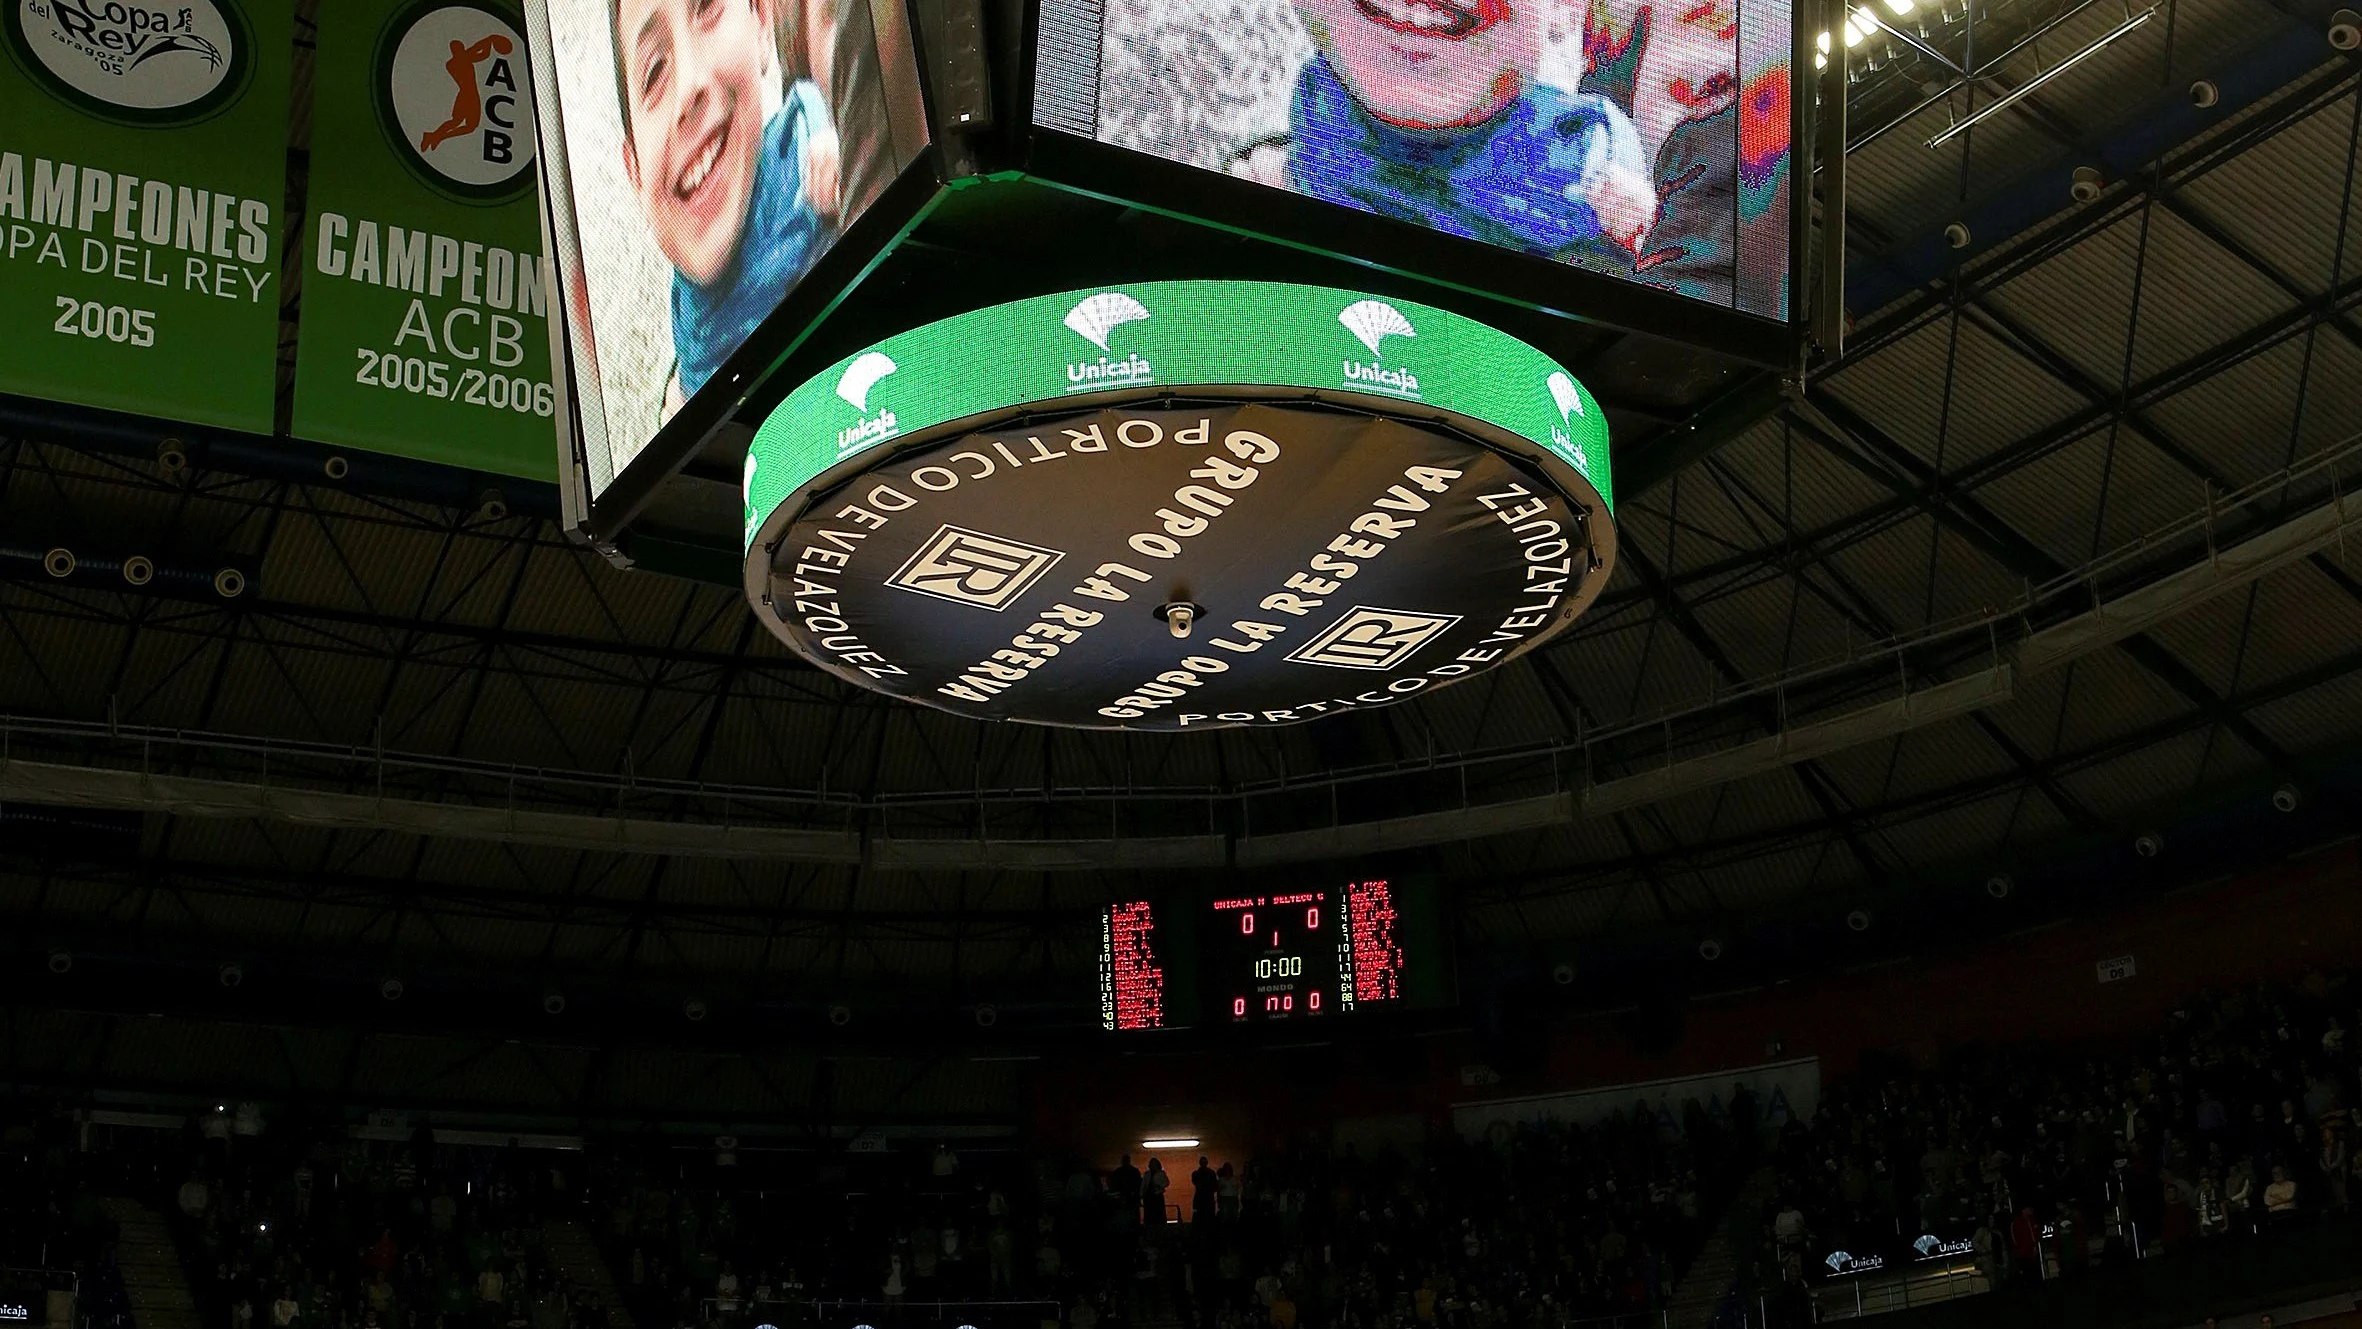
[1100,878,1450,1031]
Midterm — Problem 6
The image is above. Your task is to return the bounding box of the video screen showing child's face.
[1071,0,1790,318]
[615,0,778,288]
[1297,0,1544,129]
[535,0,928,494]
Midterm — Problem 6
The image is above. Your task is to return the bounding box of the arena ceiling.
[2,0,2361,1115]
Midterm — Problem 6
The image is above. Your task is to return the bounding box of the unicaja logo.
[741,453,760,543]
[1062,292,1153,390]
[7,0,251,124]
[1338,300,1419,398]
[1546,370,1590,474]
[834,351,899,454]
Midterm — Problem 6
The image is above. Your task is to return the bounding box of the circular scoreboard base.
[743,281,1617,731]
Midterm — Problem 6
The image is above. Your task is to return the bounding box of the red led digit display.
[1209,892,1334,1023]
[1101,900,1165,1030]
[1339,879,1405,1011]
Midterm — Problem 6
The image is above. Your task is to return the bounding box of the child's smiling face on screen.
[616,0,776,288]
[1294,0,1542,129]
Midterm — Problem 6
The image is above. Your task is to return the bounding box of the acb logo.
[376,1,534,201]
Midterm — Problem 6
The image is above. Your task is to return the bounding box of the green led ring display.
[744,281,1613,548]
[743,281,1618,730]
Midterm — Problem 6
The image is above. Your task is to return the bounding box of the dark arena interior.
[5,1,2362,1329]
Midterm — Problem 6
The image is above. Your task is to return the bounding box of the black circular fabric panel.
[761,402,1599,731]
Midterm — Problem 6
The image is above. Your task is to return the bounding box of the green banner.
[0,0,293,433]
[291,0,554,479]
[744,281,1616,552]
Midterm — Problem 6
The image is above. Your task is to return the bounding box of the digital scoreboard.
[1099,878,1448,1031]
[1209,891,1339,1021]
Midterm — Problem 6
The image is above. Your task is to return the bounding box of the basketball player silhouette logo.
[420,33,513,152]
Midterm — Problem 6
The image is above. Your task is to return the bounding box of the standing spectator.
[1971,1215,2004,1289]
[2195,1170,2229,1237]
[2320,1127,2350,1212]
[1192,1158,1218,1224]
[2195,1090,2228,1140]
[2263,1166,2299,1224]
[2009,1206,2041,1281]
[1033,1226,1061,1286]
[2054,1202,2089,1278]
[1771,1199,1806,1262]
[1144,1158,1171,1227]
[2226,1158,2256,1232]
[476,1262,505,1324]
[988,1221,1015,1293]
[1110,1156,1142,1230]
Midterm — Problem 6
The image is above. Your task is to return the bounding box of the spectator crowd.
[4,970,2359,1329]
[1756,969,2362,1297]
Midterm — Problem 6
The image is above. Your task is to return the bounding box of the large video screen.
[525,0,931,496]
[1036,0,1791,319]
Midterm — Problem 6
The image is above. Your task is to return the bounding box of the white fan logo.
[1547,372,1585,421]
[836,352,897,410]
[1064,292,1151,351]
[1339,300,1416,356]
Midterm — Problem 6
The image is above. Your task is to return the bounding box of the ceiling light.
[1815,51,1829,67]
[1884,0,1915,14]
[1844,21,1866,46]
[1817,29,1833,51]
[1141,1137,1200,1150]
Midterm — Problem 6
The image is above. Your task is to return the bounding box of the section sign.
[0,0,294,431]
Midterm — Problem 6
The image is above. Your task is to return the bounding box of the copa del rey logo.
[12,0,240,115]
[834,351,899,453]
[1339,300,1419,397]
[384,4,535,192]
[1063,292,1153,389]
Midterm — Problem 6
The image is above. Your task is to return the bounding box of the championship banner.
[0,0,294,433]
[291,0,555,478]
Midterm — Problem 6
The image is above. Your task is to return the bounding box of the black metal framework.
[0,0,2357,1099]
